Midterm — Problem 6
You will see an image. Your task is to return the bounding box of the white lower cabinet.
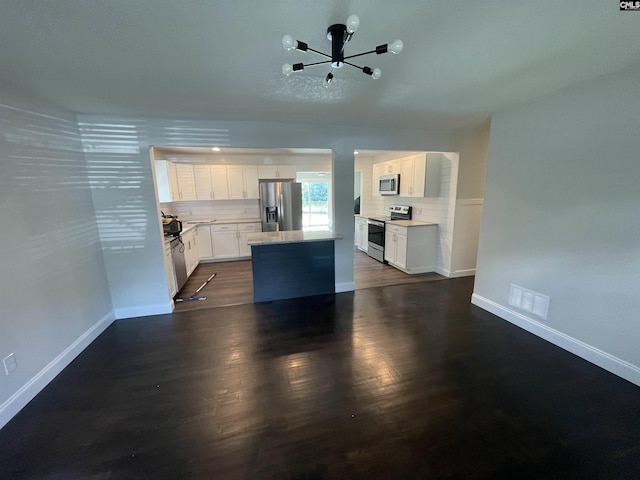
[212,226,240,259]
[200,222,261,260]
[182,228,199,276]
[197,225,213,258]
[238,223,261,256]
[354,216,368,252]
[384,229,407,269]
[384,223,437,274]
[164,239,177,298]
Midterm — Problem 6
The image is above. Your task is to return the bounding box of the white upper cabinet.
[193,165,213,200]
[210,165,230,200]
[175,163,197,201]
[387,159,401,175]
[399,153,441,198]
[227,165,259,199]
[258,165,296,180]
[155,160,179,202]
[372,162,387,196]
[193,165,230,200]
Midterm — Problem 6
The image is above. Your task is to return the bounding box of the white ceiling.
[1,1,638,130]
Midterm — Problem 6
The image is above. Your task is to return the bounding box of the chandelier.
[281,14,403,86]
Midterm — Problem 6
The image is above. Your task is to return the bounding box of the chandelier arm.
[302,60,333,68]
[343,49,378,61]
[343,61,365,71]
[307,47,332,59]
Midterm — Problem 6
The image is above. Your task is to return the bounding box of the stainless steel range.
[367,205,412,263]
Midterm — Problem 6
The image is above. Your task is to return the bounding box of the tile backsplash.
[160,199,260,222]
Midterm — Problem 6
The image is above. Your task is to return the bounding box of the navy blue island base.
[250,238,336,303]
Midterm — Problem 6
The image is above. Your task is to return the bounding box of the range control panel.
[387,205,411,215]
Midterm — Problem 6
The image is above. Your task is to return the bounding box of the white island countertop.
[247,230,341,246]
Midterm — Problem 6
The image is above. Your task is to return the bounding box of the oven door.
[367,220,386,262]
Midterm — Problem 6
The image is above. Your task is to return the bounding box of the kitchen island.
[247,230,340,302]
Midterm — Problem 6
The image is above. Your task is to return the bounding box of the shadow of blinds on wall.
[149,120,231,147]
[0,103,103,283]
[78,118,231,254]
[78,121,148,253]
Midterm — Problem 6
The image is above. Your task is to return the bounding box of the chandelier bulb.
[282,34,297,51]
[282,63,293,76]
[324,72,334,87]
[389,40,404,54]
[346,14,360,34]
[372,68,382,80]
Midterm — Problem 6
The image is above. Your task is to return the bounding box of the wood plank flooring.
[174,249,447,312]
[1,277,639,479]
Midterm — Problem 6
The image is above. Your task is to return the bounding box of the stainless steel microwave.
[379,174,399,195]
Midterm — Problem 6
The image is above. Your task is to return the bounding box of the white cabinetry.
[227,166,259,199]
[193,165,230,200]
[399,153,441,197]
[175,164,197,201]
[384,223,438,274]
[155,160,180,202]
[258,165,296,180]
[372,160,401,196]
[163,239,177,297]
[211,224,240,258]
[372,162,387,196]
[182,228,199,276]
[384,226,408,270]
[238,222,261,256]
[354,216,368,252]
[200,222,261,260]
[386,159,401,175]
[197,225,213,258]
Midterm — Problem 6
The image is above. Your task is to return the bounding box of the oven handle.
[367,219,385,227]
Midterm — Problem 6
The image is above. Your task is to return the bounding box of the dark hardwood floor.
[1,277,639,479]
[174,249,447,312]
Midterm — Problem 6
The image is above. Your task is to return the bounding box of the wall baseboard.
[471,294,640,387]
[448,268,476,278]
[115,302,173,319]
[0,311,116,430]
[404,265,436,275]
[335,281,355,293]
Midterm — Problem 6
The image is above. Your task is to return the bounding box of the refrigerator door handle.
[278,193,284,231]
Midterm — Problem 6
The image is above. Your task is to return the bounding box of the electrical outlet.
[3,353,17,375]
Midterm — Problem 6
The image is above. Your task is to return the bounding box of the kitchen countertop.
[185,218,261,225]
[387,220,438,227]
[247,230,341,246]
[354,214,437,227]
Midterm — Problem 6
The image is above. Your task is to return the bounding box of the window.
[299,178,330,230]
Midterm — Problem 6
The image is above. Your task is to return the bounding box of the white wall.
[473,64,640,385]
[0,84,113,428]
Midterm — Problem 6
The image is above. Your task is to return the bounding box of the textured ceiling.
[0,1,638,130]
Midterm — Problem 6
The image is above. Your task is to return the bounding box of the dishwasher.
[170,236,188,293]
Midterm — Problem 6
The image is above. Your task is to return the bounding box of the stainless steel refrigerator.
[259,181,303,232]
